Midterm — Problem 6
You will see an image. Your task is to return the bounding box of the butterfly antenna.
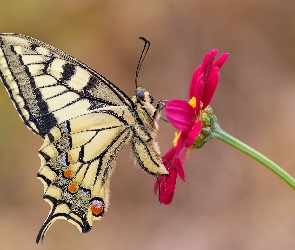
[135,37,150,88]
[161,117,170,123]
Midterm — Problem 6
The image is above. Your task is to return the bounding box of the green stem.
[211,126,295,190]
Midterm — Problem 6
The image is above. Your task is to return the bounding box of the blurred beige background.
[1,0,295,249]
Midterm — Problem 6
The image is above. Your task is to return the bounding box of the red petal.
[165,100,195,134]
[157,164,177,205]
[175,132,184,152]
[201,50,218,82]
[177,143,187,163]
[201,50,217,73]
[185,120,202,147]
[189,66,201,99]
[164,147,186,181]
[194,75,204,114]
[175,157,186,181]
[202,67,220,109]
[213,53,229,69]
[154,147,176,195]
[163,147,177,162]
[154,149,176,203]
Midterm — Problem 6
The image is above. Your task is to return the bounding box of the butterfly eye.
[136,89,145,100]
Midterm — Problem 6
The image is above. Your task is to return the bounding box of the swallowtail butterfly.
[0,33,167,243]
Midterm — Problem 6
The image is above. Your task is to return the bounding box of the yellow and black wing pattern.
[0,33,168,243]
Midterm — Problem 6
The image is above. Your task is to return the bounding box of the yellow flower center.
[188,97,196,108]
[173,130,181,147]
[189,96,203,112]
[171,97,204,146]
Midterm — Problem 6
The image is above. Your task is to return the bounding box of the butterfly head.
[134,86,154,104]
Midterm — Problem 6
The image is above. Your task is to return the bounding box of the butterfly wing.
[0,34,168,242]
[0,33,133,137]
[36,107,134,243]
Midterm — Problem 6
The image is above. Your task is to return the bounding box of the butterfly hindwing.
[36,107,133,242]
[0,33,168,243]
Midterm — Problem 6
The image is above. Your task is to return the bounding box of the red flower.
[155,49,229,204]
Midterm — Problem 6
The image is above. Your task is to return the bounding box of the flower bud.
[191,106,219,149]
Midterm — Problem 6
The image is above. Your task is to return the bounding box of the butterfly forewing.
[0,33,168,243]
[0,34,133,136]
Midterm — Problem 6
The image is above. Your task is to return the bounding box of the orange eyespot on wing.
[68,181,78,194]
[90,199,104,217]
[63,168,73,179]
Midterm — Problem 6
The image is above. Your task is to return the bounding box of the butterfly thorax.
[131,86,159,135]
[128,87,167,176]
